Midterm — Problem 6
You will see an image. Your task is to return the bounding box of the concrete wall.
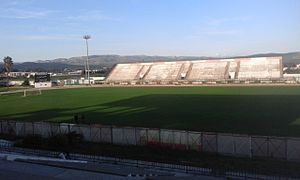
[1,120,299,162]
[35,82,52,88]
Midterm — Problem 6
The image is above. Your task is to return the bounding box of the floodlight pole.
[83,35,91,85]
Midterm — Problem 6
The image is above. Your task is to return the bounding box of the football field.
[1,86,300,137]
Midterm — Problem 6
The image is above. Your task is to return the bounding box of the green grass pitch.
[1,86,300,137]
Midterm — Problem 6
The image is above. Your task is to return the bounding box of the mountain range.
[1,52,300,72]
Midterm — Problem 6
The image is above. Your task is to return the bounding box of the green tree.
[22,79,30,86]
[3,56,13,88]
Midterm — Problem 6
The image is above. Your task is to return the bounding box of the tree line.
[2,56,13,88]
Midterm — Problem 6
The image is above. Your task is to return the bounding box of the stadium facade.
[106,56,287,85]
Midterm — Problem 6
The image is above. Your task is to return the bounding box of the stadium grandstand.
[106,56,285,84]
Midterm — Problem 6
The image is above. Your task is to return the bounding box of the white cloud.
[15,35,81,41]
[0,8,56,19]
[66,10,120,21]
[203,30,239,35]
[187,29,239,39]
[2,0,34,7]
[207,16,251,26]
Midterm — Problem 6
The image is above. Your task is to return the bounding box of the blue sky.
[1,0,300,62]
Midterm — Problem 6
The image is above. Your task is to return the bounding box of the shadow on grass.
[1,94,300,136]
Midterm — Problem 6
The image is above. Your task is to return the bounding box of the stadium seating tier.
[106,57,282,82]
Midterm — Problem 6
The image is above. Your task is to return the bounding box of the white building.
[34,73,52,88]
[8,72,35,78]
[283,74,300,82]
[10,80,34,86]
[35,82,52,88]
[63,77,105,85]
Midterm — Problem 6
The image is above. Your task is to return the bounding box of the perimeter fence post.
[285,137,288,160]
[89,124,92,142]
[249,135,253,159]
[200,132,203,152]
[233,135,236,154]
[186,131,189,150]
[32,122,34,135]
[110,126,113,144]
[159,129,161,145]
[122,128,126,145]
[0,120,2,134]
[216,133,219,154]
[14,121,17,136]
[267,136,270,157]
[98,127,101,143]
[99,127,102,143]
[172,130,175,149]
[134,127,137,146]
[68,124,71,134]
[146,128,149,144]
[50,123,53,137]
[59,123,61,134]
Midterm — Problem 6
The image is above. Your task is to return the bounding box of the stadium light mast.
[83,35,91,85]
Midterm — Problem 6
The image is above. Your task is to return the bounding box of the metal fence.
[1,120,300,162]
[0,144,293,179]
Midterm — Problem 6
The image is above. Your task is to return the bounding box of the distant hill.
[1,52,300,72]
[35,55,206,68]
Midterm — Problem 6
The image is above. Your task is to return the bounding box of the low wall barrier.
[1,120,300,161]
